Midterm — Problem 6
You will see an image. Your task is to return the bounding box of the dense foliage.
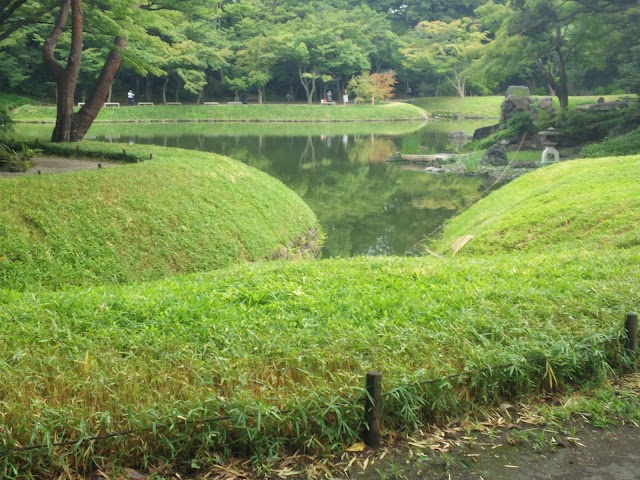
[0,0,638,109]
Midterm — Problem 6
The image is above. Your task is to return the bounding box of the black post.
[123,149,126,159]
[363,371,382,448]
[625,313,638,371]
[98,163,102,169]
[75,145,80,155]
[149,153,153,160]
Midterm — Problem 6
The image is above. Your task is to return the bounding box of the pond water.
[17,120,497,257]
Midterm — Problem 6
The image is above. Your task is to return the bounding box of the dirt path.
[0,156,120,177]
[441,423,640,480]
[323,421,640,480]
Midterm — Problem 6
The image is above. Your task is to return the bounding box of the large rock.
[538,96,555,116]
[481,144,509,166]
[501,94,536,125]
[473,123,500,141]
[448,130,473,151]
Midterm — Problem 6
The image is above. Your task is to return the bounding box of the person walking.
[127,90,135,106]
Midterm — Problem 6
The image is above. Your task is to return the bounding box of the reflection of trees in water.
[299,136,316,165]
[63,126,495,257]
[348,136,397,164]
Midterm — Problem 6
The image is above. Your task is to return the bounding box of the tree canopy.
[1,0,639,140]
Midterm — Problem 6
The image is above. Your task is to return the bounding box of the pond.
[17,120,497,257]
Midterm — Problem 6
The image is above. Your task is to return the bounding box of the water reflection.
[15,121,496,257]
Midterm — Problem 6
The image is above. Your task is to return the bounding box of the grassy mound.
[434,155,640,255]
[2,152,639,476]
[0,142,318,290]
[11,102,427,123]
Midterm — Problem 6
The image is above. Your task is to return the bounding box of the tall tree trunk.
[299,66,316,104]
[43,0,124,142]
[556,45,569,109]
[162,77,168,105]
[536,27,569,109]
[258,86,263,104]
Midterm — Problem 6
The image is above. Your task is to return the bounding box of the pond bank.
[11,102,428,124]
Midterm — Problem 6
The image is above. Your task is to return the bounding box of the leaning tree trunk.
[72,37,125,140]
[43,0,125,142]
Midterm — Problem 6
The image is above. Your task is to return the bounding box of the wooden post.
[149,153,153,160]
[34,138,39,146]
[76,145,80,155]
[98,163,102,169]
[123,149,126,159]
[625,313,638,371]
[363,371,382,448]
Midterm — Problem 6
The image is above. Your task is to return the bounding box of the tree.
[615,4,640,94]
[401,18,486,98]
[365,0,486,29]
[348,71,397,101]
[233,35,276,104]
[470,0,635,108]
[42,0,125,141]
[279,10,370,104]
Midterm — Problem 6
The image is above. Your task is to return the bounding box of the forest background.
[1,0,638,110]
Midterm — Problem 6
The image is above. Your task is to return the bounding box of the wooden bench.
[203,102,219,105]
[137,102,154,106]
[77,102,120,107]
[165,102,182,106]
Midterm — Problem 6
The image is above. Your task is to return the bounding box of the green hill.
[434,155,640,255]
[2,150,639,476]
[0,143,318,290]
[10,102,427,123]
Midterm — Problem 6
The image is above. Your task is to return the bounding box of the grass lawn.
[1,147,639,476]
[0,141,318,290]
[415,94,634,119]
[10,102,427,123]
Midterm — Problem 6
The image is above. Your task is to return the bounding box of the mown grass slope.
[11,102,427,123]
[434,155,640,255]
[0,142,318,290]
[415,94,632,119]
[1,152,639,476]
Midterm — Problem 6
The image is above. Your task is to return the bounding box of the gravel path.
[0,156,120,177]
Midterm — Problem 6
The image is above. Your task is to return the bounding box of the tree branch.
[43,0,71,83]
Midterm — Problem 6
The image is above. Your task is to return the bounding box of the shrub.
[0,144,40,172]
[581,127,640,157]
[0,106,13,133]
[505,111,538,138]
